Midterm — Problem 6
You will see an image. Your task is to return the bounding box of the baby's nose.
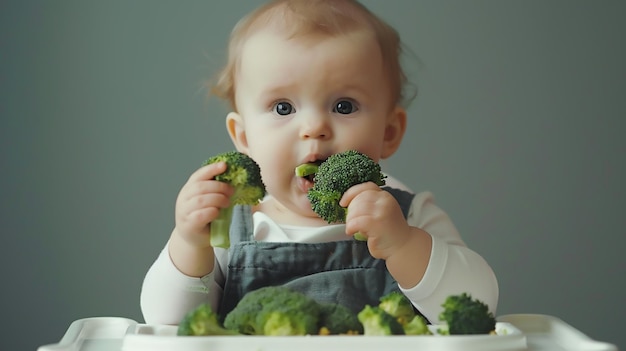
[299,115,331,139]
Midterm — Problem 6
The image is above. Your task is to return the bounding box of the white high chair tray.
[37,314,618,351]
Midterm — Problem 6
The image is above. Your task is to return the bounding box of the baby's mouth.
[294,161,322,191]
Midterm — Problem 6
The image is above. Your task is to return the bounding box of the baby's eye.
[273,101,295,116]
[333,100,358,114]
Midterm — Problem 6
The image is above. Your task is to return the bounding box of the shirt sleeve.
[139,241,223,325]
[400,191,499,324]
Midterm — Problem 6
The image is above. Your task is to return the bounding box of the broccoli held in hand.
[305,150,386,223]
[297,150,386,240]
[177,303,240,336]
[202,151,266,249]
[223,286,321,336]
[439,292,496,335]
[357,305,405,335]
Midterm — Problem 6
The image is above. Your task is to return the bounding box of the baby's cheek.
[259,165,288,197]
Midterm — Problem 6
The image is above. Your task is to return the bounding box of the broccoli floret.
[357,305,405,335]
[177,303,240,336]
[306,150,386,223]
[202,151,266,248]
[300,150,386,240]
[377,291,432,335]
[403,314,432,335]
[222,286,280,335]
[439,293,496,335]
[223,286,321,336]
[378,291,416,325]
[318,303,363,335]
[257,306,319,336]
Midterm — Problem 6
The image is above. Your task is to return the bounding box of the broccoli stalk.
[294,162,319,178]
[439,292,496,335]
[208,205,234,249]
[357,305,405,335]
[177,303,240,336]
[296,150,386,241]
[202,151,266,249]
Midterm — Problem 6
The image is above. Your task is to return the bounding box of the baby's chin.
[291,196,328,226]
[260,192,322,225]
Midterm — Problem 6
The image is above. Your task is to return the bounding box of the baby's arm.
[140,244,223,325]
[140,162,234,324]
[341,182,432,286]
[169,162,233,276]
[399,192,498,323]
[342,185,498,324]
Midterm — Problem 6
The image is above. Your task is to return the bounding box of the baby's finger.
[190,192,232,212]
[185,207,221,228]
[178,179,233,203]
[177,192,231,228]
[189,161,228,182]
[339,181,381,207]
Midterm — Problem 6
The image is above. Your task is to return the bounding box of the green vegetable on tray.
[438,292,496,335]
[357,305,405,335]
[178,286,362,336]
[377,291,432,335]
[177,303,240,336]
[223,286,321,336]
[176,287,496,337]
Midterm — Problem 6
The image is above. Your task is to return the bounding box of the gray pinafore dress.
[217,187,416,317]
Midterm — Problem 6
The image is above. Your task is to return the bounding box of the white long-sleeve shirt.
[140,190,499,326]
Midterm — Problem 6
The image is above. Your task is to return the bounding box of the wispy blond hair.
[211,0,412,111]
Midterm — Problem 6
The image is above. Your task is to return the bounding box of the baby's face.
[229,28,403,224]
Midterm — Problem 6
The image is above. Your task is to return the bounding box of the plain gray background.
[2,1,624,350]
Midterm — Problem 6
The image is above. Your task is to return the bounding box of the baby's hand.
[340,182,411,260]
[173,162,234,248]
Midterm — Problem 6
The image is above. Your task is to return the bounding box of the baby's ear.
[226,112,249,153]
[381,106,407,159]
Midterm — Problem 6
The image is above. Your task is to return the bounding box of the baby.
[141,0,498,326]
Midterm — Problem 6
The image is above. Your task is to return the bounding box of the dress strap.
[381,186,414,218]
[228,205,254,247]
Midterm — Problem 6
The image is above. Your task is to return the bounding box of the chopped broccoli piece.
[357,305,405,335]
[202,151,266,248]
[177,303,240,336]
[403,314,432,335]
[378,291,416,325]
[303,150,386,240]
[222,286,279,335]
[223,286,321,335]
[318,303,363,335]
[377,291,432,335]
[258,307,318,336]
[439,293,496,335]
